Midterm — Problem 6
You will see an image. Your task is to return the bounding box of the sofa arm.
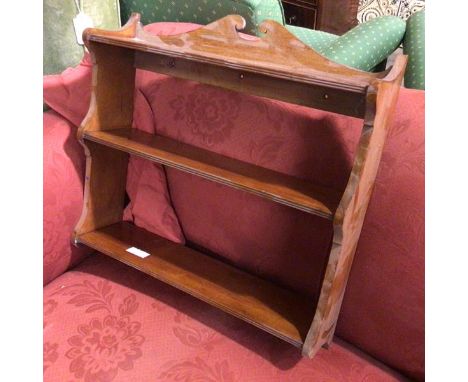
[119,0,284,35]
[43,110,91,285]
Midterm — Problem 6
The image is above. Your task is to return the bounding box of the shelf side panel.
[74,142,129,238]
[302,56,408,357]
[75,33,136,237]
[79,43,136,137]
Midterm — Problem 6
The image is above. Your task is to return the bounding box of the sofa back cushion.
[119,0,284,35]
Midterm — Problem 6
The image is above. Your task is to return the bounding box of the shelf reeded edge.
[84,128,341,219]
[76,222,316,346]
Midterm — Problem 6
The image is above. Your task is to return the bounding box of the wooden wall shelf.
[74,13,406,358]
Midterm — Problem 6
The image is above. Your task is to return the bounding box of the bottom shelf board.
[77,222,316,347]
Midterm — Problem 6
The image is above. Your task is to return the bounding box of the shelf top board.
[84,13,406,94]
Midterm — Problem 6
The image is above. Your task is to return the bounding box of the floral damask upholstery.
[44,255,406,381]
[44,21,424,382]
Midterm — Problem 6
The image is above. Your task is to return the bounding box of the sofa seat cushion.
[44,254,405,382]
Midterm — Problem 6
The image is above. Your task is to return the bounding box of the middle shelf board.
[77,221,316,346]
[84,128,341,219]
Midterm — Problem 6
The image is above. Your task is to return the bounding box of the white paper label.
[126,247,150,259]
[73,12,94,45]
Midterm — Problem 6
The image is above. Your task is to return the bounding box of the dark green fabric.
[289,17,406,74]
[44,0,121,75]
[403,10,425,90]
[119,0,284,35]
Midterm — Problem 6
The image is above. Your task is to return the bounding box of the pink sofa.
[44,22,424,382]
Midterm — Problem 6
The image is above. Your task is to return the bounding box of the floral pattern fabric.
[44,255,405,382]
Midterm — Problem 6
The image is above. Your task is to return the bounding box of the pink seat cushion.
[44,254,405,382]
